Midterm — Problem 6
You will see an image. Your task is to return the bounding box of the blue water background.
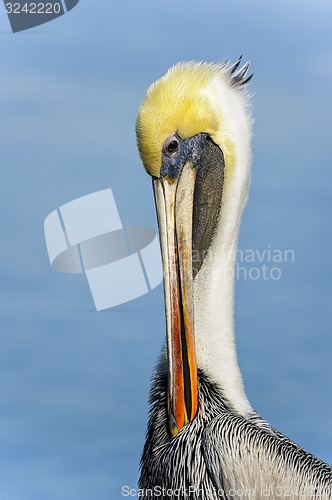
[0,1,331,498]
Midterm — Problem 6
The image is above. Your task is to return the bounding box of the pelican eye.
[163,136,181,157]
[167,140,178,153]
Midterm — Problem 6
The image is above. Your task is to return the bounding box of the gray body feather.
[139,367,332,499]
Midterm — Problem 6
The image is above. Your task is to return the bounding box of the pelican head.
[136,59,253,436]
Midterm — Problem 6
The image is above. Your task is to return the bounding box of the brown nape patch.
[192,138,225,279]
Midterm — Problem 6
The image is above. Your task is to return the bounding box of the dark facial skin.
[159,132,225,278]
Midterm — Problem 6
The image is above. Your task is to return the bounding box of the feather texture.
[140,369,332,499]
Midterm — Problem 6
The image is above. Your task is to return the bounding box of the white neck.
[194,75,253,416]
[193,195,252,417]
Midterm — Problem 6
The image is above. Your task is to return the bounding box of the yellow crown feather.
[136,62,226,177]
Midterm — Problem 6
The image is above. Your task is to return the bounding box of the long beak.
[153,163,198,436]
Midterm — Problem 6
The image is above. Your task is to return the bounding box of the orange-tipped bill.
[153,163,198,436]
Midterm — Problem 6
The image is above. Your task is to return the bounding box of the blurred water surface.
[0,1,331,498]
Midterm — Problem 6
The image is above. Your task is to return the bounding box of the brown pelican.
[135,58,332,499]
